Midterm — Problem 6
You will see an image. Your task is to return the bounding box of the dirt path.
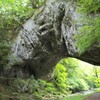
[85,93,100,100]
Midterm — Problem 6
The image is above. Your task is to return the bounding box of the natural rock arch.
[7,0,100,77]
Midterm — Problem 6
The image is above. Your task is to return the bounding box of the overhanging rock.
[7,0,100,77]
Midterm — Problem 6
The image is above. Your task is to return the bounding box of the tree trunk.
[7,0,100,77]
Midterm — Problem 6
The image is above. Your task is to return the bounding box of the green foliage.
[75,17,100,54]
[11,77,61,99]
[0,0,45,69]
[54,63,69,93]
[60,58,79,77]
[0,41,11,72]
[95,78,100,88]
[0,0,33,38]
[68,78,89,92]
[0,0,33,69]
[96,88,100,93]
[38,79,56,94]
[30,0,45,8]
[57,58,99,93]
[94,67,100,88]
[75,0,100,54]
[0,58,100,99]
[0,0,45,37]
[75,78,89,91]
[78,0,100,14]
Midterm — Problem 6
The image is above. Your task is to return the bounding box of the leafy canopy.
[75,0,100,54]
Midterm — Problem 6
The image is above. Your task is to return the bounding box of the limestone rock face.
[8,0,100,77]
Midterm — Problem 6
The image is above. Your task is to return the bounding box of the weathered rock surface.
[7,0,100,77]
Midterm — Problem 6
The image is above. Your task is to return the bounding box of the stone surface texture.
[7,0,100,77]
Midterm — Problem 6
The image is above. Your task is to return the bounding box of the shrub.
[54,64,69,93]
[95,78,100,88]
[68,77,89,93]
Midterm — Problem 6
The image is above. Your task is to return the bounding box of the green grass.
[96,88,100,92]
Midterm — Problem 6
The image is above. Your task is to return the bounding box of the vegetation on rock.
[75,0,100,54]
[0,0,45,70]
[0,0,100,99]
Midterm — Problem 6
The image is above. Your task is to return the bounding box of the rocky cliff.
[7,0,100,78]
